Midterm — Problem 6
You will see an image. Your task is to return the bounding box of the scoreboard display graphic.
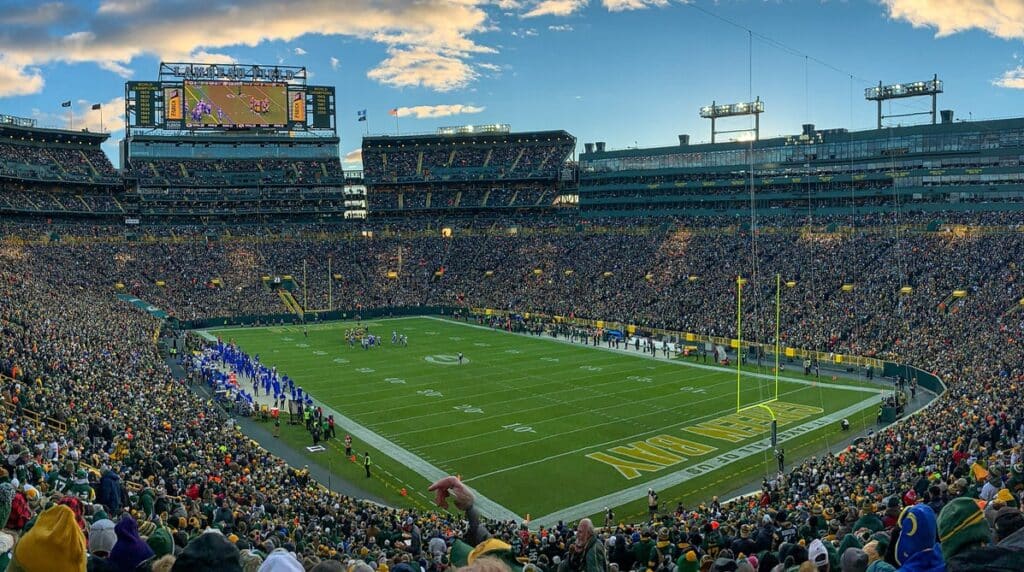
[184,81,288,128]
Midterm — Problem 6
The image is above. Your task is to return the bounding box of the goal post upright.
[736,275,742,412]
[774,272,781,401]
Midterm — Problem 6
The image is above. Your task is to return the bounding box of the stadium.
[0,4,1023,572]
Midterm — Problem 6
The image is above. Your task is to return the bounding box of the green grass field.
[207,317,881,525]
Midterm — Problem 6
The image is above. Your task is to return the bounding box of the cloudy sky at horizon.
[1,0,1023,167]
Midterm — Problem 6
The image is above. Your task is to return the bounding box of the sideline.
[198,322,523,522]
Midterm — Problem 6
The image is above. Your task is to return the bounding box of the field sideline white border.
[201,315,885,525]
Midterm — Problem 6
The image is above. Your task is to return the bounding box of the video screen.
[184,81,287,127]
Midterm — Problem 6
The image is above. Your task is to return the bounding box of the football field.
[207,316,881,525]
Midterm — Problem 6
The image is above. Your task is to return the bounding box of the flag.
[357,109,366,122]
[389,108,399,117]
[91,103,102,110]
[61,100,71,108]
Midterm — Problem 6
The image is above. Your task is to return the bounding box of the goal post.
[735,274,782,415]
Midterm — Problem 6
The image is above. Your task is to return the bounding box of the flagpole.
[328,256,333,311]
[100,106,104,133]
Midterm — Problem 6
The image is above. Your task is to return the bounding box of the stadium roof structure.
[0,122,110,146]
[363,129,575,147]
[580,116,1024,161]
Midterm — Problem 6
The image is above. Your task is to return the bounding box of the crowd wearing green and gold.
[1,211,1023,572]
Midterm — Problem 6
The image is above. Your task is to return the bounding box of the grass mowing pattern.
[210,317,879,521]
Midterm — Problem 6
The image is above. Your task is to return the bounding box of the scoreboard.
[309,87,335,129]
[129,82,160,128]
[127,81,335,132]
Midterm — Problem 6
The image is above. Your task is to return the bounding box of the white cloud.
[881,0,1024,40]
[97,0,154,14]
[602,0,668,10]
[0,57,45,97]
[0,0,495,97]
[994,66,1024,88]
[548,24,574,31]
[98,60,133,78]
[478,62,502,72]
[343,147,363,167]
[495,0,523,8]
[293,47,307,55]
[392,104,485,118]
[367,48,478,91]
[189,51,237,64]
[523,0,588,17]
[330,56,340,70]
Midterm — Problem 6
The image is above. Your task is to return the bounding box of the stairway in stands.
[278,290,304,318]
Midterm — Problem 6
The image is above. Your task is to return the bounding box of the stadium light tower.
[699,97,764,144]
[865,74,943,129]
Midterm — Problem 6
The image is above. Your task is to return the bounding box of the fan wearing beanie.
[938,497,1023,571]
[892,505,943,572]
[108,515,155,572]
[8,504,86,572]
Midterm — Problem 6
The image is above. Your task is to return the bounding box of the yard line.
[396,369,732,445]
[374,361,723,430]
[418,377,740,450]
[385,368,724,436]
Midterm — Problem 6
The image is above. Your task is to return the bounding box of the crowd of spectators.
[368,184,561,212]
[363,137,574,184]
[0,141,118,186]
[0,211,1022,570]
[131,157,345,188]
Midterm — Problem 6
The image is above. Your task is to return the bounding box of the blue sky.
[1,0,1022,168]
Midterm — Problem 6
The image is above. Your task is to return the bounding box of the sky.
[1,0,1023,169]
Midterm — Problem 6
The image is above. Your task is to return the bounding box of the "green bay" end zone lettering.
[586,401,824,479]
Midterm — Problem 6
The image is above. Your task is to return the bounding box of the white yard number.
[540,357,560,363]
[627,375,653,383]
[503,422,536,434]
[680,386,707,394]
[454,404,484,414]
[385,377,406,384]
[418,389,443,397]
[356,367,375,373]
[580,365,603,372]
